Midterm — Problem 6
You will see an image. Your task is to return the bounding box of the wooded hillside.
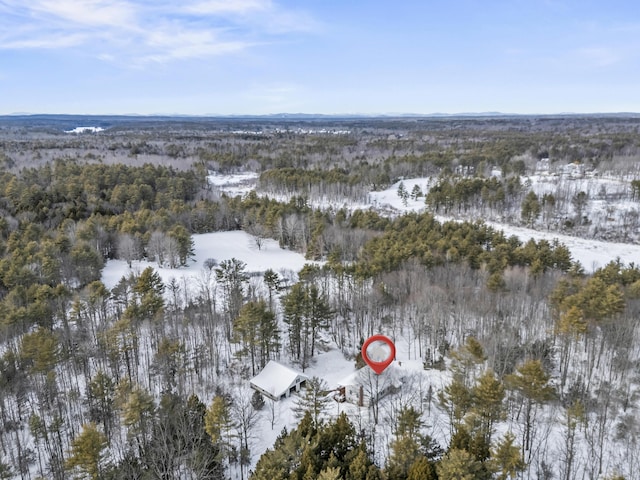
[0,115,639,480]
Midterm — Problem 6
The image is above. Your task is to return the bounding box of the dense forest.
[0,115,639,480]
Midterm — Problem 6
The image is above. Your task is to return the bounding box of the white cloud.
[28,0,136,27]
[0,33,87,49]
[0,0,317,63]
[261,9,321,34]
[141,27,250,63]
[185,0,271,15]
[184,0,320,34]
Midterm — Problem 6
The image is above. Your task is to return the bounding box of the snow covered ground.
[207,171,639,272]
[368,177,640,272]
[64,126,105,133]
[485,221,640,271]
[207,172,260,197]
[107,170,640,292]
[102,230,310,290]
[98,171,640,477]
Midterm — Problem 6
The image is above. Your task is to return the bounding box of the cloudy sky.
[1,0,639,115]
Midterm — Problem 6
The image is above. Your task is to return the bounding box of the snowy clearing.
[64,126,105,133]
[370,177,640,272]
[102,230,310,290]
[212,172,640,271]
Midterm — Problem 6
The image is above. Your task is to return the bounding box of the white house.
[250,361,309,401]
[336,359,430,407]
[337,363,405,407]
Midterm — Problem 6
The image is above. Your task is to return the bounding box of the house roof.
[337,364,399,387]
[337,360,424,387]
[250,361,308,398]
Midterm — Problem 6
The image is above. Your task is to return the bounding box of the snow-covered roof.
[338,364,397,387]
[250,361,308,399]
[337,360,424,387]
[337,368,365,387]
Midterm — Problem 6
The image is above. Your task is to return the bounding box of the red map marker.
[361,334,396,374]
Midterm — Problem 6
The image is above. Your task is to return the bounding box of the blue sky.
[1,0,639,115]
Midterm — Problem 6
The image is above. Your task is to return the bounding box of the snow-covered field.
[102,230,309,290]
[208,172,640,272]
[368,178,640,272]
[103,172,640,288]
[64,126,105,133]
[487,221,640,271]
[207,172,260,197]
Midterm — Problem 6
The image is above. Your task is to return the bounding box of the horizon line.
[3,111,640,119]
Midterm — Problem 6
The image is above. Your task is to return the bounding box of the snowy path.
[485,221,640,272]
[210,172,640,272]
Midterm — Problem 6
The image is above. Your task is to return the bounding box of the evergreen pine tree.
[216,258,249,340]
[410,184,423,201]
[168,224,195,266]
[316,412,357,466]
[263,269,281,311]
[204,395,235,454]
[120,386,155,452]
[65,423,108,480]
[282,283,306,361]
[505,360,554,459]
[489,432,525,480]
[365,464,385,480]
[387,406,441,480]
[397,182,409,206]
[318,466,342,480]
[233,300,279,375]
[293,376,331,426]
[86,371,116,441]
[521,190,541,226]
[439,375,473,431]
[387,435,422,480]
[407,456,437,480]
[471,369,505,445]
[436,448,485,480]
[132,266,165,321]
[347,446,371,480]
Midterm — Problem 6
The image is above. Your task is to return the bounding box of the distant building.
[490,166,502,178]
[249,361,308,401]
[455,165,475,176]
[562,162,585,178]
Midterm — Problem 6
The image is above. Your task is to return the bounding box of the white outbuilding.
[250,361,309,401]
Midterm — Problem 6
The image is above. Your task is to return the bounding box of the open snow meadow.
[102,230,308,291]
[103,171,639,300]
[368,177,640,272]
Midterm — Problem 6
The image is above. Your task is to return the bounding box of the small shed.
[250,361,309,401]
